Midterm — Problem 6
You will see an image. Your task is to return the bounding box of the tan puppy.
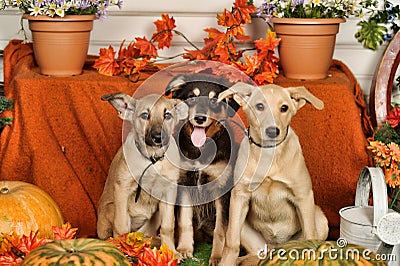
[97,93,188,259]
[217,83,329,265]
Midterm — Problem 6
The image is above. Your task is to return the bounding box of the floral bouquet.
[368,104,400,212]
[0,0,123,19]
[256,0,400,50]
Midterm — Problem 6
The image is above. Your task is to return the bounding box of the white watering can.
[339,167,400,265]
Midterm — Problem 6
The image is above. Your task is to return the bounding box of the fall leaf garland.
[93,0,280,85]
[0,223,76,265]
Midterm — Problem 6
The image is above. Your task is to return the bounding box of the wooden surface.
[369,30,400,127]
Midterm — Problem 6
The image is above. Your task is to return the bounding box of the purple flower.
[387,13,396,23]
[292,0,304,7]
[79,0,89,9]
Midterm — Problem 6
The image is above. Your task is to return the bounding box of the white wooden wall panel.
[1,0,399,98]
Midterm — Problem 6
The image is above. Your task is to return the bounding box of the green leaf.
[374,123,400,144]
[0,96,13,114]
[0,117,12,128]
[355,20,388,50]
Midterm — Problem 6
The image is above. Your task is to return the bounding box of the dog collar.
[134,141,165,202]
[246,127,289,149]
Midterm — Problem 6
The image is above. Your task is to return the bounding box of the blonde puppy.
[97,93,188,259]
[218,83,329,265]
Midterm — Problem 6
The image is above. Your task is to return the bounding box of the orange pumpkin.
[0,181,64,238]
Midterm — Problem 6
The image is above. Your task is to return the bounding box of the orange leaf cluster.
[94,0,280,85]
[184,0,280,84]
[0,222,77,265]
[106,232,178,266]
[93,14,177,78]
[368,106,400,188]
[368,140,400,188]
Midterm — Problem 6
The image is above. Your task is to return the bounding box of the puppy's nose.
[194,115,207,125]
[152,133,162,144]
[265,127,280,138]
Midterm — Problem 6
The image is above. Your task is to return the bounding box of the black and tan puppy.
[97,93,188,259]
[165,74,240,265]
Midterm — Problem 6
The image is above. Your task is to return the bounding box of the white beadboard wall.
[1,0,399,97]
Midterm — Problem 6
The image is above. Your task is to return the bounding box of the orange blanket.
[0,40,372,239]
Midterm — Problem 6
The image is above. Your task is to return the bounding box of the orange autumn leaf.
[154,14,176,32]
[118,41,140,61]
[93,45,121,76]
[254,70,277,85]
[107,232,151,258]
[131,59,150,74]
[213,45,232,63]
[52,222,78,240]
[182,48,208,60]
[255,30,281,55]
[134,37,158,59]
[152,14,176,49]
[204,28,226,42]
[233,0,257,24]
[233,27,251,42]
[242,54,262,76]
[184,28,225,60]
[217,9,239,28]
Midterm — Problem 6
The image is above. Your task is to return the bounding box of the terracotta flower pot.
[23,14,95,76]
[271,18,345,80]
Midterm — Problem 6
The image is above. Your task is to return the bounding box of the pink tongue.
[191,126,206,147]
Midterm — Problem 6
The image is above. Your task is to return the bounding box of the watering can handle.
[355,167,388,228]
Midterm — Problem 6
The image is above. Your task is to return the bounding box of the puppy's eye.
[281,105,289,113]
[209,98,218,106]
[140,112,149,120]
[164,112,172,120]
[186,97,196,106]
[256,103,264,111]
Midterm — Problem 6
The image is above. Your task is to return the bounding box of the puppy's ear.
[165,75,187,96]
[287,86,324,111]
[218,82,255,107]
[172,99,189,120]
[227,98,240,117]
[101,92,136,120]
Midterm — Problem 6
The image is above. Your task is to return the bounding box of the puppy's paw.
[177,246,193,259]
[208,256,221,266]
[173,251,184,262]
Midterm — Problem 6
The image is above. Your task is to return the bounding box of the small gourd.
[21,238,131,265]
